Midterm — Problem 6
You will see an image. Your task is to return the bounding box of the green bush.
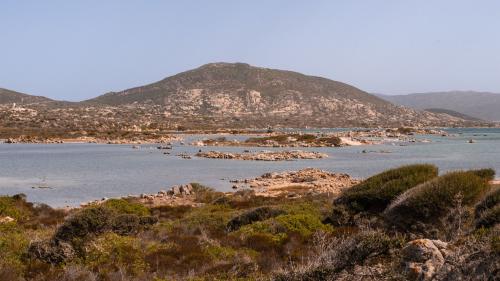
[469,168,496,181]
[102,199,150,216]
[0,224,30,270]
[111,214,158,235]
[336,164,438,212]
[227,206,285,232]
[179,204,234,234]
[0,195,32,221]
[274,213,331,237]
[190,183,225,203]
[54,206,113,243]
[112,214,141,235]
[385,171,489,229]
[476,205,500,228]
[86,233,147,276]
[475,186,500,217]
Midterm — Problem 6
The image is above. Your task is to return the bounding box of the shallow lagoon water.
[0,128,499,207]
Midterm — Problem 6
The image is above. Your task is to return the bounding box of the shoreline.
[2,126,497,145]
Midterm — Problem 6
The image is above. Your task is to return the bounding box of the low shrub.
[470,168,496,181]
[331,231,395,271]
[27,240,75,265]
[273,230,396,281]
[335,164,438,212]
[85,233,147,277]
[111,214,158,236]
[0,194,32,221]
[227,206,285,232]
[150,205,192,220]
[0,224,30,270]
[102,198,150,216]
[191,183,225,203]
[54,206,113,243]
[139,215,159,226]
[475,186,500,217]
[179,204,234,234]
[476,205,500,228]
[323,204,355,226]
[275,213,331,237]
[385,171,489,230]
[111,214,141,235]
[492,235,500,254]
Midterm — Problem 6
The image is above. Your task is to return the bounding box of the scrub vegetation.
[0,165,498,280]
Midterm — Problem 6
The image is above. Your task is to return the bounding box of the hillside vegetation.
[0,165,498,280]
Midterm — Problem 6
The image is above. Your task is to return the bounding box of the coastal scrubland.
[0,165,498,281]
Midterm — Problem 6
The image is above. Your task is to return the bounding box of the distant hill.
[424,108,483,122]
[0,88,53,105]
[86,62,469,128]
[377,91,500,122]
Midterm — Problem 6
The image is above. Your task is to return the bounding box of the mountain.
[86,63,470,128]
[0,88,53,104]
[424,108,483,122]
[377,91,500,122]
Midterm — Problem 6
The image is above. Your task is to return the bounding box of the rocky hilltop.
[0,64,490,140]
[87,63,471,128]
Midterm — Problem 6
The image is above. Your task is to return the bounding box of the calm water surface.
[1,128,499,207]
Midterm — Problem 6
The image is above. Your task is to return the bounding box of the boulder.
[171,185,181,195]
[0,216,15,223]
[179,185,190,195]
[401,239,447,281]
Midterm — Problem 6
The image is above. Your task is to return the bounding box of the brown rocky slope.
[87,62,478,128]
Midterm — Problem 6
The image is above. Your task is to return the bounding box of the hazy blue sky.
[1,1,499,101]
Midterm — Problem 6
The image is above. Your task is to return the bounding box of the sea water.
[0,128,499,207]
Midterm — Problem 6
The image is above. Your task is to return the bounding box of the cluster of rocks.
[333,128,451,143]
[232,168,359,197]
[136,184,201,206]
[195,150,328,161]
[81,184,200,208]
[141,184,194,199]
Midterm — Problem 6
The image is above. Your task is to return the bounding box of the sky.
[1,1,500,101]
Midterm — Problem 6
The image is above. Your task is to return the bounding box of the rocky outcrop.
[134,184,199,207]
[232,168,358,197]
[85,63,479,128]
[402,239,448,281]
[196,150,328,161]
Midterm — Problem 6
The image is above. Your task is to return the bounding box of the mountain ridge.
[377,91,500,121]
